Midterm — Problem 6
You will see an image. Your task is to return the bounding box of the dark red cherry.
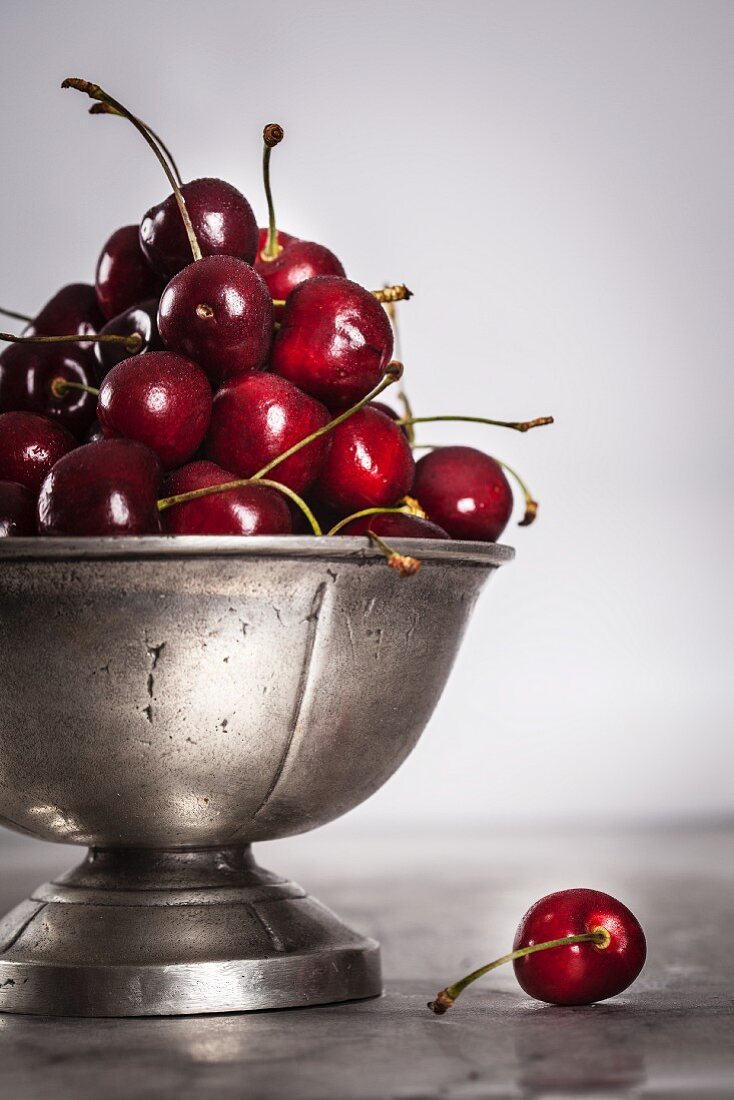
[0,343,98,438]
[23,283,104,349]
[206,372,331,493]
[0,411,77,492]
[256,227,295,255]
[513,889,647,1006]
[0,481,36,536]
[95,225,164,320]
[315,406,414,513]
[255,237,345,317]
[94,299,163,380]
[413,446,513,542]
[98,351,212,470]
[271,276,394,409]
[140,178,259,280]
[161,460,292,536]
[37,438,162,536]
[336,512,449,539]
[158,255,273,384]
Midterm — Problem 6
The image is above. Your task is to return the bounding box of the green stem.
[51,378,100,399]
[497,459,538,527]
[88,103,184,187]
[367,530,421,577]
[327,506,410,536]
[249,361,403,483]
[62,78,202,263]
[1,331,142,353]
[398,414,554,434]
[0,306,32,324]
[260,123,284,261]
[156,476,322,536]
[429,929,610,1015]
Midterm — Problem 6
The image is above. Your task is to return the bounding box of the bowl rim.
[0,535,514,568]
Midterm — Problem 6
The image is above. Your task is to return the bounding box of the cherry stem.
[261,123,284,262]
[0,306,32,323]
[327,506,412,536]
[497,460,538,527]
[62,78,202,263]
[367,531,421,577]
[156,477,322,536]
[88,103,184,188]
[51,378,99,399]
[271,285,412,309]
[382,290,415,445]
[398,414,554,434]
[0,331,143,354]
[428,928,611,1015]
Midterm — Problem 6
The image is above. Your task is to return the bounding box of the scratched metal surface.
[0,824,731,1099]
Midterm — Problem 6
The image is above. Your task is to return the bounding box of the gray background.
[1,0,732,827]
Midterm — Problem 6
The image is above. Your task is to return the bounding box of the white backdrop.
[2,0,732,824]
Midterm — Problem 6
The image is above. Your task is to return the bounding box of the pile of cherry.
[0,79,553,572]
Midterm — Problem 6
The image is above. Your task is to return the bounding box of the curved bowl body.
[0,536,512,848]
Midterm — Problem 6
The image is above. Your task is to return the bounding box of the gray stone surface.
[0,824,732,1098]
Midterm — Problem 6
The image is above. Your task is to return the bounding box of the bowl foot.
[0,845,381,1017]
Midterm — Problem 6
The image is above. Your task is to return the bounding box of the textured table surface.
[0,824,731,1099]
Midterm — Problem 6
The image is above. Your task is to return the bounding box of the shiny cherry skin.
[513,889,647,1006]
[161,460,292,536]
[37,438,162,536]
[0,481,36,536]
[95,299,164,380]
[0,343,98,438]
[98,351,212,470]
[206,372,331,494]
[271,276,394,409]
[95,225,163,320]
[412,446,513,542]
[0,411,77,492]
[336,512,449,539]
[315,406,414,514]
[23,283,104,349]
[140,178,259,280]
[158,255,273,384]
[255,237,345,317]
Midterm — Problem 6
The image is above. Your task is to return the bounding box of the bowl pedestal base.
[0,845,381,1017]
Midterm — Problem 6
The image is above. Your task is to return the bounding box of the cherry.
[23,283,104,349]
[332,511,449,539]
[158,255,273,384]
[140,178,259,280]
[271,276,394,409]
[430,888,646,1013]
[37,438,162,536]
[0,343,98,438]
[206,372,331,493]
[95,298,163,380]
[254,125,345,314]
[315,405,415,513]
[95,224,163,320]
[0,481,36,536]
[412,446,513,542]
[97,350,212,469]
[161,460,292,536]
[0,411,77,492]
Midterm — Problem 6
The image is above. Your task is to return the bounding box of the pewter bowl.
[0,536,512,1016]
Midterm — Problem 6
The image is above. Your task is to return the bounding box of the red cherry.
[412,446,513,542]
[37,438,162,536]
[0,343,98,438]
[256,227,295,255]
[95,225,163,320]
[0,481,36,536]
[23,283,104,350]
[0,411,77,492]
[512,889,647,1006]
[315,406,414,513]
[158,255,273,384]
[140,178,258,280]
[255,238,345,317]
[335,512,449,539]
[161,460,292,536]
[94,299,163,380]
[206,372,331,493]
[97,351,212,470]
[271,276,394,409]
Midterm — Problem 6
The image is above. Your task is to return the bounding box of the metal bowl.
[0,536,512,1016]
